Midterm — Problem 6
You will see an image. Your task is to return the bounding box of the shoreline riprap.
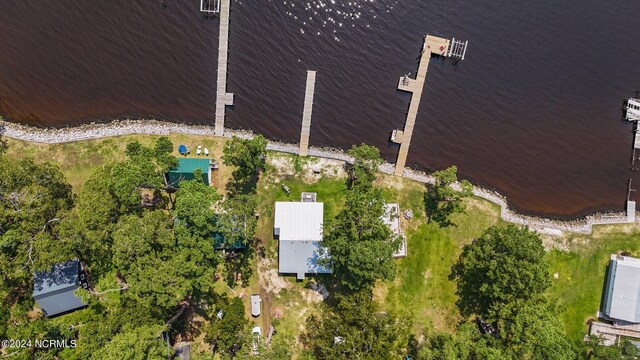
[1,118,636,234]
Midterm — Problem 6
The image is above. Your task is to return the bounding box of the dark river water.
[1,0,639,218]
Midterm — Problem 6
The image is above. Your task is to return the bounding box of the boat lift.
[626,98,640,121]
[448,38,469,60]
[200,0,220,14]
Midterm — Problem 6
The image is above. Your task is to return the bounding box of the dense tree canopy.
[0,137,248,359]
[205,296,251,357]
[174,178,222,238]
[409,322,506,360]
[303,291,410,359]
[222,135,267,193]
[497,300,575,360]
[347,143,383,187]
[91,324,167,360]
[424,165,472,227]
[0,157,74,306]
[215,193,258,248]
[322,186,401,291]
[451,224,551,321]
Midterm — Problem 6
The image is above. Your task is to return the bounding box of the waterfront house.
[33,259,88,317]
[166,158,214,187]
[589,254,640,344]
[274,201,331,280]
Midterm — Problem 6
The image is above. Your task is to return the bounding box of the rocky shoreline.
[1,118,636,235]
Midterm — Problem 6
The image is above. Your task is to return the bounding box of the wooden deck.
[590,321,640,345]
[299,70,317,157]
[393,35,451,176]
[214,0,234,136]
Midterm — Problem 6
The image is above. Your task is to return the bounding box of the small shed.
[251,294,261,317]
[33,260,87,317]
[166,158,213,187]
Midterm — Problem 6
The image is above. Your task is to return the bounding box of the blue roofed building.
[33,260,87,317]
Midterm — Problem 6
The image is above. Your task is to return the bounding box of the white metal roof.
[605,254,640,323]
[250,294,261,317]
[274,202,324,241]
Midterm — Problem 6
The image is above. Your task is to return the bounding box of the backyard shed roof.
[603,254,640,323]
[166,158,212,186]
[33,260,87,317]
[251,294,261,317]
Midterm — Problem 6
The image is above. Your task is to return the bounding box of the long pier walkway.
[214,0,234,136]
[393,35,450,176]
[299,70,317,157]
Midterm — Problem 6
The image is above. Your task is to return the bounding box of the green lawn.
[547,225,640,341]
[4,134,231,193]
[380,196,501,333]
[5,134,640,346]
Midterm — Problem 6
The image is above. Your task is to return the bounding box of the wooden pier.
[392,35,451,176]
[299,70,317,157]
[214,0,234,136]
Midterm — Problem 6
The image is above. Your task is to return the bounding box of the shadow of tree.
[224,238,256,288]
[424,183,457,228]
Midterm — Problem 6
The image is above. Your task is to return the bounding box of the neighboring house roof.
[274,202,323,241]
[251,294,261,317]
[33,260,86,317]
[603,254,640,323]
[275,202,331,280]
[382,203,407,258]
[166,158,212,186]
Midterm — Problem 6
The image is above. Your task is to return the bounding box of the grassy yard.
[4,134,640,349]
[4,134,232,194]
[251,153,348,352]
[377,187,501,334]
[547,224,640,342]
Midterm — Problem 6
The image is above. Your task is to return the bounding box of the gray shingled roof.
[33,260,86,317]
[603,255,640,323]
